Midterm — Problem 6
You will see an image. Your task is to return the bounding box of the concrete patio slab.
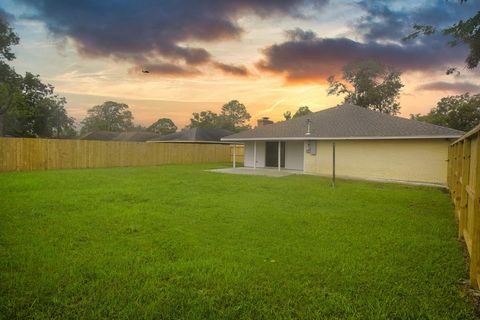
[209,167,301,177]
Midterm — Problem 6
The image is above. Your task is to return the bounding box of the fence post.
[448,145,454,189]
[470,135,480,289]
[453,142,463,228]
[459,140,471,239]
[233,144,236,168]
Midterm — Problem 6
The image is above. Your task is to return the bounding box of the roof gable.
[222,104,464,141]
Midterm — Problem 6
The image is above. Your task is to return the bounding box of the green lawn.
[0,164,475,319]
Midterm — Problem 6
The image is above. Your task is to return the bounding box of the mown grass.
[0,163,475,319]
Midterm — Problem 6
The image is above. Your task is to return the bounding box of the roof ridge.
[343,104,464,134]
[222,103,464,141]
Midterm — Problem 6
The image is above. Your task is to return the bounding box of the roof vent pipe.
[305,118,311,136]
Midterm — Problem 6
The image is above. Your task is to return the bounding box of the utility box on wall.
[305,141,316,155]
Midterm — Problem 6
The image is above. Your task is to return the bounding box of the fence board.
[448,125,480,289]
[230,144,245,164]
[0,138,244,172]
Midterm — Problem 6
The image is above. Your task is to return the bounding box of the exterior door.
[265,142,285,167]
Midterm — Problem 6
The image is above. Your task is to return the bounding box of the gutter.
[221,135,462,142]
[147,140,236,144]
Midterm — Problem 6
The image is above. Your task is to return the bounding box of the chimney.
[257,117,273,127]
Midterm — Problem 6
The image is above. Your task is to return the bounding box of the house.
[148,127,233,144]
[221,104,464,184]
[80,131,162,142]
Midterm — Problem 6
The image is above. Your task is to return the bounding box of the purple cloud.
[417,81,480,94]
[213,62,250,77]
[257,31,467,83]
[257,1,480,83]
[15,0,328,76]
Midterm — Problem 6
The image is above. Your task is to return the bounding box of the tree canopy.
[293,106,312,118]
[188,110,219,129]
[403,5,480,74]
[411,93,480,132]
[188,100,251,132]
[219,100,251,132]
[327,60,404,115]
[80,101,133,134]
[283,106,312,120]
[0,15,19,62]
[147,118,177,134]
[4,73,76,138]
[0,15,75,138]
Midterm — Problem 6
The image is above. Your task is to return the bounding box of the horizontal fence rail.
[0,138,244,172]
[448,125,480,289]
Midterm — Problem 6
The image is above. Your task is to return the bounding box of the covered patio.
[230,140,304,171]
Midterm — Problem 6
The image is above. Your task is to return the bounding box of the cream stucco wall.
[285,141,304,170]
[304,139,451,184]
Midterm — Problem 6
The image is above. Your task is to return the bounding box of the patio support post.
[233,144,236,168]
[332,142,336,188]
[253,141,257,169]
[278,141,281,171]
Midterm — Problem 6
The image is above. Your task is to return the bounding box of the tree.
[130,124,147,132]
[188,110,219,129]
[80,101,133,134]
[327,60,404,115]
[48,97,77,138]
[0,14,19,62]
[188,100,251,132]
[283,106,312,120]
[411,93,480,132]
[403,5,479,74]
[0,15,75,138]
[4,72,76,138]
[148,118,177,134]
[219,100,251,132]
[0,14,20,136]
[293,106,312,118]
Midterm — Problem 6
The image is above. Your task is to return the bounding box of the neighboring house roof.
[149,127,233,143]
[222,104,464,141]
[80,131,161,141]
[112,132,162,142]
[79,131,119,141]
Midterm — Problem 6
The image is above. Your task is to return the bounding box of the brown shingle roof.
[150,127,233,142]
[80,131,162,141]
[112,132,162,141]
[222,104,464,141]
[79,131,119,141]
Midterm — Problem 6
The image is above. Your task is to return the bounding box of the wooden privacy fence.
[0,138,243,172]
[448,125,480,289]
[230,144,244,163]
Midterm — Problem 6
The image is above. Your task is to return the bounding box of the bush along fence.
[448,125,480,289]
[0,138,244,172]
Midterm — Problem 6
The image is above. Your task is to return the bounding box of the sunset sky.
[1,0,479,128]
